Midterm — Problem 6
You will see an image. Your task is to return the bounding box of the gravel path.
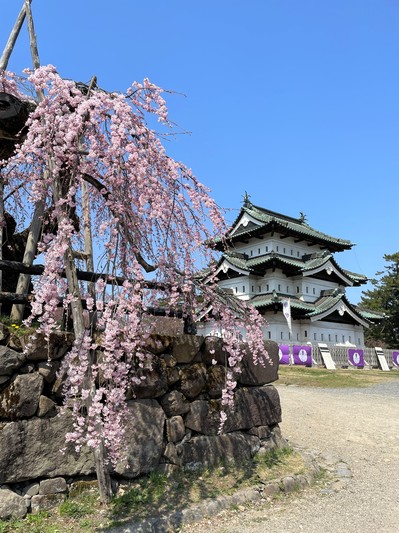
[184,381,399,533]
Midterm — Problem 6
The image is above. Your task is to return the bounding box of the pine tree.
[359,253,399,348]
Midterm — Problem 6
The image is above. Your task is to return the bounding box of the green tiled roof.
[220,203,354,251]
[355,307,386,321]
[250,290,372,326]
[218,250,367,287]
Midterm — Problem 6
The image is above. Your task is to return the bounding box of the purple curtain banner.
[278,344,290,365]
[392,351,399,367]
[292,345,312,366]
[348,349,364,367]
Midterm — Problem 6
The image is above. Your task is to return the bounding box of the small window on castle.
[251,285,254,292]
[283,247,286,254]
[358,338,361,345]
[250,250,253,256]
[297,286,300,293]
[235,287,237,293]
[342,335,345,342]
[258,286,261,293]
[242,286,245,292]
[349,336,352,343]
[278,284,281,291]
[258,248,260,254]
[314,333,317,340]
[313,288,316,295]
[280,332,283,339]
[321,333,324,341]
[266,246,269,252]
[335,335,338,342]
[291,249,293,255]
[286,285,289,292]
[306,286,309,294]
[276,246,279,252]
[304,330,308,337]
[297,251,300,257]
[266,284,269,291]
[296,333,299,340]
[268,331,271,339]
[328,334,331,342]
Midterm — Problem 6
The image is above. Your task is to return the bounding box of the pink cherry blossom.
[0,66,271,462]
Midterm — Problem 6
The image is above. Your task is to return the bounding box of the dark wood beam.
[0,260,165,291]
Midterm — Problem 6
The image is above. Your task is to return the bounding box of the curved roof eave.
[303,258,354,286]
[222,204,354,251]
[308,296,370,328]
[213,258,250,278]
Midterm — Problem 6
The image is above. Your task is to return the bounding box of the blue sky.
[2,0,398,303]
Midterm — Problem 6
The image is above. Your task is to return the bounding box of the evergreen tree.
[359,253,399,348]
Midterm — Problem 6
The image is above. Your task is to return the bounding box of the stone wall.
[0,327,282,518]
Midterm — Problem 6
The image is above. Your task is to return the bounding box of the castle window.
[321,333,324,341]
[342,335,345,342]
[335,335,338,342]
[258,248,260,254]
[268,331,271,339]
[242,286,245,292]
[250,250,253,256]
[297,286,300,293]
[349,336,352,343]
[306,286,309,293]
[235,287,237,293]
[304,330,308,337]
[266,246,269,252]
[313,288,316,295]
[280,332,283,339]
[251,285,254,292]
[291,249,293,255]
[286,285,289,292]
[258,286,261,293]
[328,334,331,342]
[278,284,281,291]
[297,251,300,257]
[314,333,317,340]
[266,284,269,291]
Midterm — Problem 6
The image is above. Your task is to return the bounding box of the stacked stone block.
[0,327,282,518]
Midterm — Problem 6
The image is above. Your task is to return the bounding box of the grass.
[0,447,307,532]
[277,365,399,388]
[0,316,42,343]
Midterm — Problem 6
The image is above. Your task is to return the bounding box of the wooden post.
[0,2,28,71]
[0,1,29,315]
[10,198,45,322]
[10,0,45,321]
[81,179,95,298]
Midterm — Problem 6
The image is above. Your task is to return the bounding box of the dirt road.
[184,381,399,533]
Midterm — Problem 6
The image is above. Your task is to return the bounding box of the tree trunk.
[93,441,113,505]
[55,174,113,504]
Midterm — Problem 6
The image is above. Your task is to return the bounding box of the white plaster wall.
[231,234,324,261]
[197,315,365,347]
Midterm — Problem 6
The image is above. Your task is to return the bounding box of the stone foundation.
[0,329,282,518]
